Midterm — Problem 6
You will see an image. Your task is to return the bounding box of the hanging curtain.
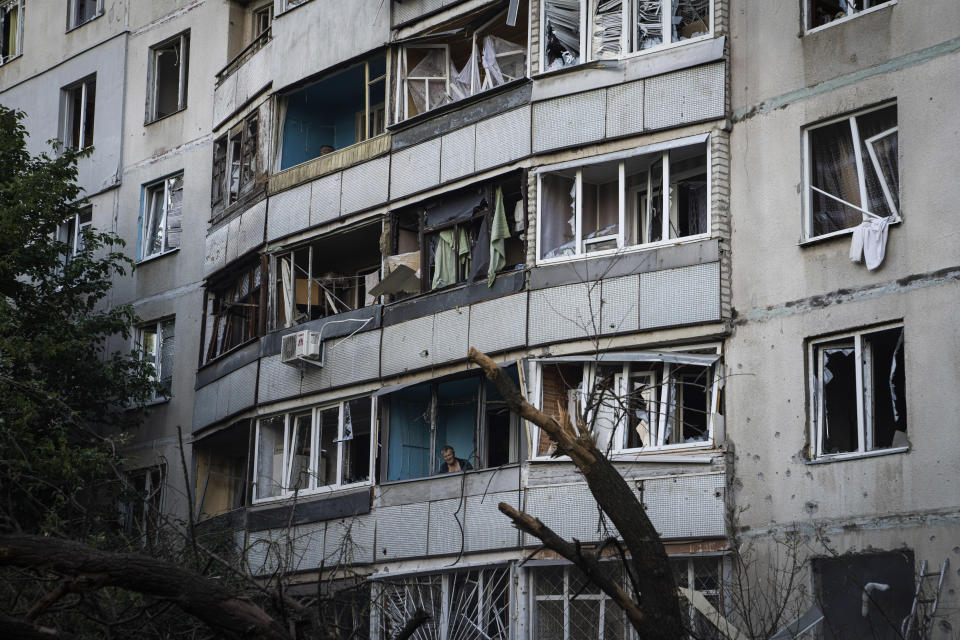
[431,229,457,290]
[273,96,287,172]
[488,187,511,286]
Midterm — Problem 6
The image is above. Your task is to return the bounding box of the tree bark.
[394,608,431,640]
[0,534,290,640]
[468,348,684,640]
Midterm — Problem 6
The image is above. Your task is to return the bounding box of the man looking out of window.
[439,445,472,474]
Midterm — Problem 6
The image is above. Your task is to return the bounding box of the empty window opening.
[277,54,386,170]
[535,351,721,455]
[812,550,914,640]
[202,261,264,364]
[805,102,898,238]
[0,0,23,64]
[69,0,102,29]
[538,140,708,262]
[148,31,189,122]
[62,76,96,151]
[194,422,249,521]
[806,0,893,30]
[137,317,175,400]
[57,206,92,260]
[382,367,522,482]
[253,398,373,502]
[384,175,524,300]
[543,0,711,71]
[269,222,381,330]
[811,325,907,458]
[395,1,528,122]
[140,173,183,260]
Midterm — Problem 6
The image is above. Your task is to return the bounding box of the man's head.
[440,446,456,465]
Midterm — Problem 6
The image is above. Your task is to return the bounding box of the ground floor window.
[531,563,627,640]
[376,565,511,640]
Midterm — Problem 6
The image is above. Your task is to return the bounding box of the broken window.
[394,1,528,121]
[57,206,92,260]
[377,565,511,640]
[68,0,102,29]
[147,31,189,122]
[269,222,381,330]
[61,75,96,151]
[0,0,23,64]
[383,175,524,299]
[672,556,725,639]
[252,2,272,39]
[806,0,893,30]
[122,465,165,547]
[381,367,522,482]
[810,324,907,458]
[812,550,914,640]
[542,0,711,71]
[276,53,386,170]
[253,397,373,502]
[202,260,263,363]
[194,422,249,521]
[140,173,183,260]
[531,563,627,638]
[538,139,708,262]
[212,110,260,208]
[137,317,175,400]
[534,350,721,456]
[805,102,898,238]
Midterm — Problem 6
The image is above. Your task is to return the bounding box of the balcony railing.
[215,27,271,86]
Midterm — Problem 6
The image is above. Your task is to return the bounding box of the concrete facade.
[2,0,956,637]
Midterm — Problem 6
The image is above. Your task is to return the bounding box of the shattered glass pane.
[592,0,623,60]
[545,0,582,69]
[865,327,906,449]
[255,416,285,499]
[821,344,857,454]
[673,0,710,41]
[540,172,577,260]
[634,0,663,50]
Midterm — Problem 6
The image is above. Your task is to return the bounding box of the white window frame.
[57,206,92,258]
[535,134,711,265]
[252,397,376,504]
[136,318,174,402]
[67,0,103,31]
[529,347,722,460]
[803,0,896,34]
[139,172,183,261]
[540,0,714,72]
[808,322,908,461]
[0,0,24,65]
[401,44,450,121]
[528,562,628,639]
[61,75,96,151]
[147,31,189,123]
[252,2,273,39]
[802,101,899,241]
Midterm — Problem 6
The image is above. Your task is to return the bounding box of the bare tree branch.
[0,534,291,640]
[0,612,78,640]
[394,608,431,640]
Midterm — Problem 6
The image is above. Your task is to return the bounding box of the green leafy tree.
[0,105,157,537]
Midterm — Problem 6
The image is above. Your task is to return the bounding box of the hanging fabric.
[431,229,457,290]
[849,214,892,271]
[458,226,471,276]
[488,187,511,287]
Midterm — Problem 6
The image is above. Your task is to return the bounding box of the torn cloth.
[488,187,511,287]
[431,229,457,290]
[849,215,892,270]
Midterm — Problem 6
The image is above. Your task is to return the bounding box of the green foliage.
[0,106,160,538]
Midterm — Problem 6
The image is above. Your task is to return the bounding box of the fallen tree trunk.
[0,534,290,640]
[468,348,684,640]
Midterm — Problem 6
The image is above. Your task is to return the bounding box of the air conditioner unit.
[281,330,323,366]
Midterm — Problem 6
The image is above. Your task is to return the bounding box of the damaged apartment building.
[0,0,957,638]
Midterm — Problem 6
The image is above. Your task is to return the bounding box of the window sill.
[144,106,187,127]
[66,13,104,33]
[0,53,22,66]
[200,336,261,371]
[799,217,901,247]
[537,233,712,267]
[137,247,179,265]
[144,395,170,407]
[804,1,896,36]
[806,446,909,465]
[531,444,717,464]
[533,33,714,79]
[380,463,520,488]
[251,480,371,506]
